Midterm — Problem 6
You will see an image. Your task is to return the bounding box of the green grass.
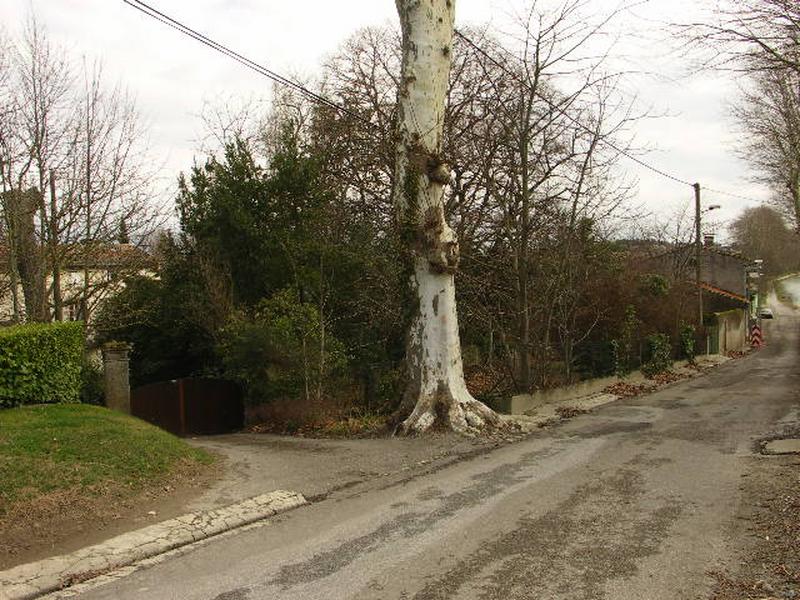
[0,404,212,515]
[773,278,800,309]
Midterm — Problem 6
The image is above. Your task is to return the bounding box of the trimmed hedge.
[0,321,85,408]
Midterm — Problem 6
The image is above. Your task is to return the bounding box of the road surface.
[70,288,800,600]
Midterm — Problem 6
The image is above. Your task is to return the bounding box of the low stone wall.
[510,378,611,414]
[508,356,727,415]
[511,366,657,415]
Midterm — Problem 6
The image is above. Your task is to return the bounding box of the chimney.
[703,233,715,247]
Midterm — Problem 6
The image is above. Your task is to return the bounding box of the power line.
[123,0,371,126]
[454,28,760,203]
[701,185,759,203]
[125,1,757,204]
[125,1,434,142]
[123,0,486,146]
[453,29,695,187]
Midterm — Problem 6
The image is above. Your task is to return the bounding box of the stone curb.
[0,490,307,600]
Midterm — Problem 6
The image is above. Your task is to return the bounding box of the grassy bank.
[773,275,800,309]
[0,404,212,516]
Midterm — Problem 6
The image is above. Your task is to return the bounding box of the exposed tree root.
[398,383,505,437]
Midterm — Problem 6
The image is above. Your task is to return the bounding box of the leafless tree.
[0,15,163,323]
[451,0,642,391]
[687,0,800,75]
[0,15,73,322]
[196,93,270,155]
[730,204,800,274]
[685,1,800,234]
[732,67,800,232]
[66,61,161,321]
[0,27,23,321]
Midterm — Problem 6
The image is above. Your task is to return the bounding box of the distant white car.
[758,307,774,319]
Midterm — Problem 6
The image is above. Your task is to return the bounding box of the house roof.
[645,243,750,263]
[0,242,154,271]
[62,243,154,270]
[697,281,748,304]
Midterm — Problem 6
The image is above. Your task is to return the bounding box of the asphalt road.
[73,292,800,600]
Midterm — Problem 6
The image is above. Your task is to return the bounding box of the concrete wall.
[509,374,628,414]
[701,250,746,296]
[714,309,747,354]
[643,246,746,297]
[102,344,131,414]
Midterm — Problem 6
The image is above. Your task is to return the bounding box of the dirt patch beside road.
[0,405,218,570]
[710,434,800,599]
[0,458,220,570]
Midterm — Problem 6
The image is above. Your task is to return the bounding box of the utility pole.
[694,182,702,325]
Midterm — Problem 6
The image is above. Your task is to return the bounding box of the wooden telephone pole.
[694,182,703,325]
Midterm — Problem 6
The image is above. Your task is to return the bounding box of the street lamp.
[694,182,720,325]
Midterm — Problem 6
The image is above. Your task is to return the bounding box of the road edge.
[0,490,307,600]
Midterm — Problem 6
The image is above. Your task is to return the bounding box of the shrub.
[639,273,670,297]
[218,288,347,405]
[641,333,672,378]
[680,323,696,364]
[93,270,219,387]
[80,354,105,405]
[612,305,638,378]
[0,322,85,408]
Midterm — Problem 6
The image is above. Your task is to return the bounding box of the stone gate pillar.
[102,342,132,414]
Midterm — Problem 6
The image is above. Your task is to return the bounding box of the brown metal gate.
[131,378,244,436]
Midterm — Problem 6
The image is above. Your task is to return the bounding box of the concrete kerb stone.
[0,490,307,600]
[762,438,800,455]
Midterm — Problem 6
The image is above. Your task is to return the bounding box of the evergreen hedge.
[0,321,85,408]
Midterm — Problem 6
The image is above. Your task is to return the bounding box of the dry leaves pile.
[555,405,589,419]
[464,365,512,398]
[649,370,687,385]
[602,382,654,397]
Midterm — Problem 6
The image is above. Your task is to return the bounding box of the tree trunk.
[515,93,534,392]
[7,189,47,322]
[517,273,532,390]
[393,0,499,435]
[487,318,495,365]
[1,188,23,323]
[49,170,63,321]
[83,103,92,323]
[790,177,800,235]
[317,252,325,403]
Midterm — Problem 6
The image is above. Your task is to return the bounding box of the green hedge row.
[0,322,85,408]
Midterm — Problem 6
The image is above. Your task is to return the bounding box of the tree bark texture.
[6,188,47,322]
[790,177,800,234]
[394,0,499,435]
[49,170,63,321]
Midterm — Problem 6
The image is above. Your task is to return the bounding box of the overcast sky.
[1,0,769,238]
